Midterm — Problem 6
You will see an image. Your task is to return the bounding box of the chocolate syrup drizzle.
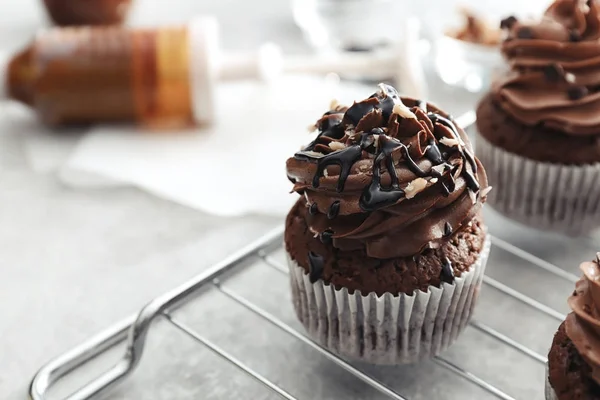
[308,251,324,283]
[295,145,363,192]
[302,113,345,153]
[444,222,453,237]
[320,230,333,244]
[440,257,455,284]
[327,201,341,219]
[429,113,480,192]
[294,84,484,284]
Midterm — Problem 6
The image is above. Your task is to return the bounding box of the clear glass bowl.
[429,0,550,92]
[291,0,407,53]
[434,35,504,93]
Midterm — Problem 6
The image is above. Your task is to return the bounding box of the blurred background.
[0,0,558,399]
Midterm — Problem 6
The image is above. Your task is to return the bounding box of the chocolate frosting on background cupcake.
[476,0,600,235]
[548,254,600,398]
[495,0,600,135]
[566,256,600,383]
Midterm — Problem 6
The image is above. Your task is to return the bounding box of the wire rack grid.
[28,115,584,400]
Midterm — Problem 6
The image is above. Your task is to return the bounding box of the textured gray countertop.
[1,1,580,400]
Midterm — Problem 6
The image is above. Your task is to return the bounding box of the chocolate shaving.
[397,114,425,138]
[386,115,400,138]
[314,143,334,154]
[355,108,384,133]
[318,113,343,131]
[343,97,379,126]
[415,108,434,131]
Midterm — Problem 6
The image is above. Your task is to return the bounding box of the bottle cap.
[0,52,9,100]
[187,16,219,125]
[187,17,284,125]
[218,42,283,82]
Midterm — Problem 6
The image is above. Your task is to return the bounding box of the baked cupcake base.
[287,237,490,365]
[285,199,489,296]
[547,321,600,399]
[476,94,600,165]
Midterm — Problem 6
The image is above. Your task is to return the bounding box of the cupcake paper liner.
[476,134,600,234]
[546,387,558,400]
[545,364,558,400]
[287,236,491,365]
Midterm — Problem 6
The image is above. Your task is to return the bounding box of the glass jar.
[292,0,407,53]
[430,0,550,92]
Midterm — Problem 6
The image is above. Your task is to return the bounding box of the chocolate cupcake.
[547,254,600,400]
[285,84,491,364]
[476,0,600,234]
[43,0,132,26]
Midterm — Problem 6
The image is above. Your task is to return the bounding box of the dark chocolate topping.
[308,251,324,283]
[319,230,334,244]
[287,84,488,259]
[568,86,589,100]
[327,201,341,219]
[344,98,378,126]
[542,63,564,82]
[444,222,453,237]
[440,257,455,283]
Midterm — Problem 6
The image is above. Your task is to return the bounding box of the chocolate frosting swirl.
[286,84,489,259]
[567,254,600,385]
[494,0,600,135]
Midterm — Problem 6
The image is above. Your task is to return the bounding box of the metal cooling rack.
[29,115,586,400]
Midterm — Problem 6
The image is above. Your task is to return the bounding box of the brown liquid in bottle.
[7,25,193,127]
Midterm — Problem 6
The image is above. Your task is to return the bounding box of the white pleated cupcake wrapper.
[476,134,600,235]
[287,237,491,365]
[546,387,558,400]
[545,364,558,400]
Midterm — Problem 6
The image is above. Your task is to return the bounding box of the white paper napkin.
[0,102,81,173]
[60,76,372,216]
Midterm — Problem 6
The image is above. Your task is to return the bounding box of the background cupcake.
[476,0,600,234]
[547,253,600,400]
[285,84,491,364]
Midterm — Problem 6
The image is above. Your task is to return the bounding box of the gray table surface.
[0,1,586,400]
